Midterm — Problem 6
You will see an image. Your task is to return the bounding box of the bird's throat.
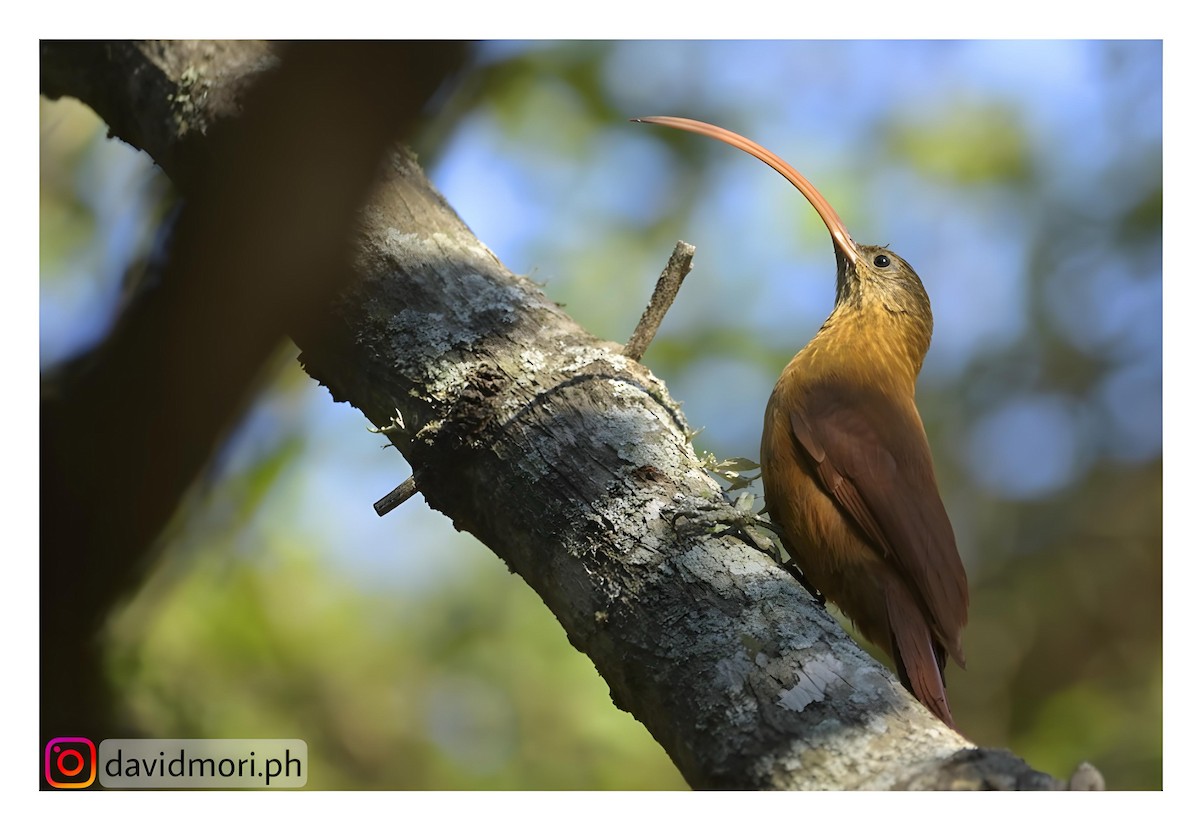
[790,305,929,397]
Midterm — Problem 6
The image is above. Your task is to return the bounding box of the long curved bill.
[633,116,858,264]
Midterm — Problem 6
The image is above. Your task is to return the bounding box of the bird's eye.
[873,254,891,268]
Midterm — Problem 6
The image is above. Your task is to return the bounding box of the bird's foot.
[779,559,826,606]
[669,496,826,606]
[669,492,779,555]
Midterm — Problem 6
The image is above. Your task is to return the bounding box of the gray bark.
[40,40,1083,790]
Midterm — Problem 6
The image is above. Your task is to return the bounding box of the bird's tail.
[885,579,955,729]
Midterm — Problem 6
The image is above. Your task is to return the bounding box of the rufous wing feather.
[789,381,968,666]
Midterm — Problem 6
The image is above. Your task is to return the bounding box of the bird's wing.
[789,382,968,664]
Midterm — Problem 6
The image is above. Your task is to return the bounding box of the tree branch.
[624,241,694,362]
[40,40,1084,790]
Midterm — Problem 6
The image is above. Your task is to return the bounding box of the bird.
[634,116,969,728]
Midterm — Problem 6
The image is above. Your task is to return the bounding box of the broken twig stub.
[624,241,695,362]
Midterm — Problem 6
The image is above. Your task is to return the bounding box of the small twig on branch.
[374,476,419,517]
[368,408,416,516]
[624,241,695,361]
[1068,762,1105,791]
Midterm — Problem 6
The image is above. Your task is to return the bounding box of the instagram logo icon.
[45,737,96,789]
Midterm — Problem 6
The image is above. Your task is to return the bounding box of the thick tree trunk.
[39,40,1084,790]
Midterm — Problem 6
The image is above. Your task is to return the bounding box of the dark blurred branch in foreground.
[40,40,466,745]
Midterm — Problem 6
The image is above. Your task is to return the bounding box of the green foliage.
[106,533,685,790]
[697,453,761,492]
[883,99,1033,185]
[39,99,100,272]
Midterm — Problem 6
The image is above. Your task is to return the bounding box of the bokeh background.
[39,41,1162,789]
